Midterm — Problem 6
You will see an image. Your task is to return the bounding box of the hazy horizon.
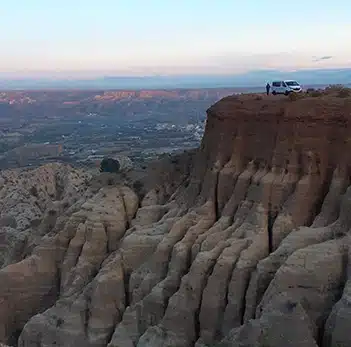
[1,67,351,80]
[1,0,351,78]
[1,68,351,90]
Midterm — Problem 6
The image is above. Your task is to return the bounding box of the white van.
[271,80,302,95]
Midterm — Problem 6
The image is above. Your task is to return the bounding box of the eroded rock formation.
[1,93,351,347]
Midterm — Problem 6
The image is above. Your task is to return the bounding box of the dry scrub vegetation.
[289,84,351,101]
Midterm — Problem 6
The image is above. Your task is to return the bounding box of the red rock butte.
[205,94,351,171]
[195,94,351,221]
[1,91,351,347]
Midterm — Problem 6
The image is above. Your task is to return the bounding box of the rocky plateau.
[1,93,351,347]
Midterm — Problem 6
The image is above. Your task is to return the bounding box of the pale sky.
[1,0,351,77]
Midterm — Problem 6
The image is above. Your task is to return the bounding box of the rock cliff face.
[2,93,351,347]
[0,163,91,269]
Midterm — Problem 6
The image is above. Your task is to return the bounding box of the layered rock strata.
[1,94,351,347]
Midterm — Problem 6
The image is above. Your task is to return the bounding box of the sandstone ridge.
[1,93,351,347]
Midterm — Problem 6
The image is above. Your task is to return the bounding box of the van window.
[272,81,281,87]
[286,81,299,86]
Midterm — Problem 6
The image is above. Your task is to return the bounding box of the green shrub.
[99,157,120,173]
[311,90,323,97]
[326,84,345,92]
[337,88,351,98]
[29,186,39,197]
[288,92,299,101]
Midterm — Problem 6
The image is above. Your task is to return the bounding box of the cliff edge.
[1,92,351,347]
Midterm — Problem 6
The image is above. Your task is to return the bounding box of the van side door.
[281,81,288,92]
[272,81,281,93]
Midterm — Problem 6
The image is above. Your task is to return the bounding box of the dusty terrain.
[1,91,351,347]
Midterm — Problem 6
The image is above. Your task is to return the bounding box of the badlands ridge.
[1,92,351,346]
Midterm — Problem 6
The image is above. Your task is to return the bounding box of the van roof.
[272,80,298,82]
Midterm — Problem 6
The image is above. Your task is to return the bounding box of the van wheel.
[284,91,289,96]
[272,91,276,95]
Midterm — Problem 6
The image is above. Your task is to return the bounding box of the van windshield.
[286,81,299,86]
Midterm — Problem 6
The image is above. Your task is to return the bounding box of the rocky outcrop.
[1,93,351,347]
[0,163,91,269]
